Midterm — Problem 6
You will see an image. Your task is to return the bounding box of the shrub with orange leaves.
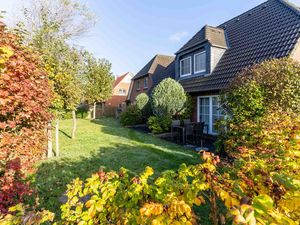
[0,22,51,213]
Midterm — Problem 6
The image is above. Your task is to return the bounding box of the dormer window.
[180,57,191,77]
[194,51,206,73]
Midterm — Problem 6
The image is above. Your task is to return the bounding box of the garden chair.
[171,120,181,141]
[184,120,194,144]
[193,122,206,146]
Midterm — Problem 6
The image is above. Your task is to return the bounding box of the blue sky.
[1,0,300,75]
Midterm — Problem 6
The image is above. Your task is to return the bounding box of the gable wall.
[290,38,300,63]
[129,75,152,102]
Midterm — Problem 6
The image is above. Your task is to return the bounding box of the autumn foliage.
[0,23,51,212]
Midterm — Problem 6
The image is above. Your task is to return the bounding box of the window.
[194,51,206,73]
[144,77,148,89]
[197,96,225,134]
[137,80,140,90]
[180,57,191,76]
[118,89,126,95]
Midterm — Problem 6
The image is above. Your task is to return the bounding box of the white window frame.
[180,56,192,77]
[194,51,206,74]
[136,80,140,90]
[118,89,126,95]
[197,95,224,135]
[144,77,148,89]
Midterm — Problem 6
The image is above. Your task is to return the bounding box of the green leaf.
[252,194,274,215]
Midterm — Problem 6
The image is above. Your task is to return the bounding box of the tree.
[0,23,51,212]
[23,0,95,40]
[83,52,113,119]
[21,0,95,154]
[151,78,186,117]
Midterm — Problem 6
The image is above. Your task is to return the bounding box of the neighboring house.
[129,54,175,102]
[174,0,300,134]
[106,72,133,108]
[95,72,133,118]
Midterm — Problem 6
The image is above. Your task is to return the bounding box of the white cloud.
[169,31,188,42]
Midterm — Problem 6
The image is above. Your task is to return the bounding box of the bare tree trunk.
[93,102,96,119]
[72,110,77,139]
[47,122,53,158]
[55,119,59,157]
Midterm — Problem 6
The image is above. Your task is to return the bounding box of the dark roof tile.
[132,54,174,80]
[179,0,300,92]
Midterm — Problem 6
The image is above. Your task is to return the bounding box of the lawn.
[31,118,201,216]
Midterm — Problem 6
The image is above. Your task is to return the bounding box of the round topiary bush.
[136,93,149,111]
[136,93,152,121]
[151,78,186,117]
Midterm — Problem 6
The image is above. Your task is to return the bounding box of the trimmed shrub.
[218,58,300,153]
[221,58,300,124]
[136,93,152,121]
[179,93,194,120]
[147,115,172,134]
[214,58,300,223]
[151,78,186,117]
[136,93,149,111]
[120,105,143,126]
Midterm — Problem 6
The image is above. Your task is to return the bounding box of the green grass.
[32,118,200,215]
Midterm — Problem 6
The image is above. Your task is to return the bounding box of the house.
[129,54,175,102]
[96,72,133,118]
[106,72,133,108]
[174,0,300,134]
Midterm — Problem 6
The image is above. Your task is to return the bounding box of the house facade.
[174,0,300,134]
[129,54,175,102]
[105,72,133,108]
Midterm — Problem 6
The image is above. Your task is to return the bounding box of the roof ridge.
[276,0,300,16]
[155,54,175,58]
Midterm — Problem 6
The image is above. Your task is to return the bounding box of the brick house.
[96,72,133,117]
[129,54,175,102]
[173,0,300,134]
[106,72,133,108]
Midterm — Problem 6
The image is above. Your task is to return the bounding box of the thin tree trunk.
[55,119,59,157]
[47,122,53,158]
[72,110,77,139]
[93,102,96,119]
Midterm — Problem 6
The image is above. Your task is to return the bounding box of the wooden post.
[55,119,59,156]
[71,110,77,139]
[47,122,53,158]
[93,102,96,119]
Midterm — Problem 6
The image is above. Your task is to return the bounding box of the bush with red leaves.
[0,23,51,213]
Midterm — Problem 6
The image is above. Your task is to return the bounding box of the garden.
[1,0,300,224]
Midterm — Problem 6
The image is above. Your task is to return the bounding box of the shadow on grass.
[59,129,72,139]
[32,118,204,220]
[34,143,199,214]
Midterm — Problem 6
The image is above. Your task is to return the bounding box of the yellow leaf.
[85,199,95,208]
[95,201,103,212]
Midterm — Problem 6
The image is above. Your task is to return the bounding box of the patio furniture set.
[171,119,211,146]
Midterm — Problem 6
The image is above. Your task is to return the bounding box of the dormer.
[175,25,228,80]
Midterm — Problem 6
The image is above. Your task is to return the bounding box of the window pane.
[180,57,191,75]
[212,96,219,106]
[195,52,206,73]
[199,97,210,127]
[213,105,219,115]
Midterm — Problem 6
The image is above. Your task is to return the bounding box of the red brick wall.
[129,75,152,102]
